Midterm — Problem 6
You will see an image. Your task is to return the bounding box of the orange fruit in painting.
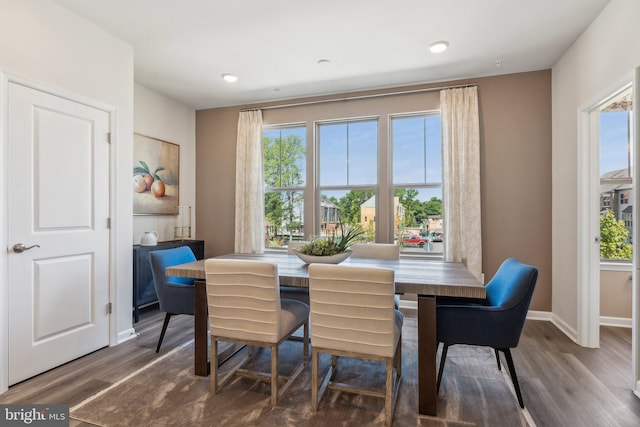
[144,174,154,190]
[151,180,165,198]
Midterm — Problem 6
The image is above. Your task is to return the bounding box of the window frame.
[263,123,307,248]
[315,116,379,239]
[389,110,443,257]
[262,109,444,259]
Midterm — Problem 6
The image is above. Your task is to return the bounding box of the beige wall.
[552,0,640,337]
[600,269,632,320]
[196,70,552,311]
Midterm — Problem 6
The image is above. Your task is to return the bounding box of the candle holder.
[174,205,191,240]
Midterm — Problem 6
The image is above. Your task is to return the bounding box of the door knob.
[12,243,40,253]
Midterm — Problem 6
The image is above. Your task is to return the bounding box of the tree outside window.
[263,126,306,248]
[600,209,632,259]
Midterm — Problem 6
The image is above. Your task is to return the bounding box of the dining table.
[166,252,484,417]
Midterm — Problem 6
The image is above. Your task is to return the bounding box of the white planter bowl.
[294,251,352,264]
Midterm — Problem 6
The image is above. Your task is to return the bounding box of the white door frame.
[577,69,639,396]
[0,71,117,393]
[633,65,640,398]
[577,105,602,348]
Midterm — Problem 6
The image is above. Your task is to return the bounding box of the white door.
[7,82,111,385]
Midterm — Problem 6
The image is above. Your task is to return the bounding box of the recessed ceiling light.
[221,73,238,83]
[429,41,449,54]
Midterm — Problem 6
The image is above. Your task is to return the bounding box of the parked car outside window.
[402,233,429,248]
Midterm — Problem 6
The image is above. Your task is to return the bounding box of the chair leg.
[502,348,525,409]
[271,344,279,407]
[385,358,393,427]
[155,313,172,353]
[436,344,448,393]
[303,321,309,365]
[311,347,319,412]
[495,348,502,370]
[394,335,402,378]
[211,338,219,395]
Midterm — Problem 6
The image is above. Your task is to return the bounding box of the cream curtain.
[440,87,482,281]
[234,110,264,254]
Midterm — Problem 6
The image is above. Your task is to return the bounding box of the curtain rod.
[240,82,477,112]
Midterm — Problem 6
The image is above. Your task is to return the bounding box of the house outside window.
[317,119,378,242]
[620,192,629,205]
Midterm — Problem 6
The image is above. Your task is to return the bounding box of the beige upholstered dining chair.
[308,264,402,426]
[281,240,311,303]
[351,243,401,309]
[350,243,400,260]
[204,259,309,407]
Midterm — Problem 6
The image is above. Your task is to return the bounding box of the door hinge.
[107,218,111,229]
[108,302,112,314]
[106,132,112,144]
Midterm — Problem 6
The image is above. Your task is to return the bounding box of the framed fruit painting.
[133,133,179,215]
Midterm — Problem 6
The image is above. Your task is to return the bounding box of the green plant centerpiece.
[295,225,365,264]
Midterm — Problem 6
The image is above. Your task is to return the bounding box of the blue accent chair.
[436,257,538,408]
[149,246,196,353]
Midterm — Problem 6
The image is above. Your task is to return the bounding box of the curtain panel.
[234,110,264,254]
[440,87,482,281]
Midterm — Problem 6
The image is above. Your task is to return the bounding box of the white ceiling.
[54,0,610,110]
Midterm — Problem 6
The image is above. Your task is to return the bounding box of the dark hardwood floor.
[2,306,640,426]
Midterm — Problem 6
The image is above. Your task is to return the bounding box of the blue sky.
[600,111,631,175]
[317,116,442,203]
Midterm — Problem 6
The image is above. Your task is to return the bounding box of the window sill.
[600,261,632,272]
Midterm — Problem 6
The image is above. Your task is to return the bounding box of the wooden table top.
[166,252,485,299]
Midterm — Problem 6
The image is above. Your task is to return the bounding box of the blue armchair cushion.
[436,258,538,349]
[149,246,197,315]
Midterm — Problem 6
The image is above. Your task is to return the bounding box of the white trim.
[0,71,9,394]
[117,328,138,344]
[577,107,601,348]
[527,310,552,321]
[600,316,632,328]
[577,80,634,349]
[551,312,579,344]
[601,261,633,272]
[632,65,640,397]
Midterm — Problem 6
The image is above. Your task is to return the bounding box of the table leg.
[194,280,208,376]
[418,295,437,415]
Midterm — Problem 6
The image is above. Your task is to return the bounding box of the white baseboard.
[117,328,138,344]
[526,310,552,321]
[600,316,632,328]
[550,313,578,343]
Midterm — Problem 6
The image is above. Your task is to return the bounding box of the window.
[599,95,633,260]
[263,126,306,248]
[391,113,443,254]
[318,119,377,241]
[262,111,443,257]
[620,192,629,205]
